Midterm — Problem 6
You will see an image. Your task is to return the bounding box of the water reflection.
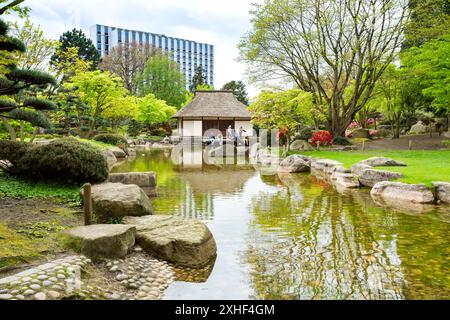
[112,149,450,300]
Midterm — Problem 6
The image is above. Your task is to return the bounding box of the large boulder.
[103,149,118,169]
[80,183,153,222]
[109,172,157,188]
[278,155,311,173]
[358,157,406,167]
[359,169,403,187]
[311,159,342,175]
[289,140,313,152]
[351,163,373,176]
[108,146,127,158]
[410,121,429,135]
[371,181,435,204]
[434,182,450,204]
[123,215,217,268]
[64,224,136,260]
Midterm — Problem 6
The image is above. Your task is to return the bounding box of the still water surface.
[112,148,450,300]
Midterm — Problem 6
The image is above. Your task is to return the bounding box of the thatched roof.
[173,91,251,119]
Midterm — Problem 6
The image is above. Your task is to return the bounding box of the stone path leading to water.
[0,256,90,300]
[0,249,174,300]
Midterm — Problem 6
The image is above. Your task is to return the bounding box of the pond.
[112,148,450,300]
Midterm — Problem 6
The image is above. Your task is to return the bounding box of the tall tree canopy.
[190,65,206,93]
[239,0,409,136]
[222,80,249,105]
[135,52,187,108]
[249,89,315,135]
[401,35,450,117]
[403,0,450,49]
[99,42,159,94]
[8,18,58,71]
[64,70,129,131]
[51,29,100,69]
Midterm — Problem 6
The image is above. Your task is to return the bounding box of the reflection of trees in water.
[246,174,407,300]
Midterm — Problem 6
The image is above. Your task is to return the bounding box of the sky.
[12,0,261,97]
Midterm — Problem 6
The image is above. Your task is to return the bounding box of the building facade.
[89,24,214,88]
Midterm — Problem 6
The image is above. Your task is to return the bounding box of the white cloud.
[19,0,262,97]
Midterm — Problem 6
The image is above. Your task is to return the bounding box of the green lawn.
[296,150,450,186]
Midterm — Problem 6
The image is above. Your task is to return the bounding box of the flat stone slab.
[433,182,450,204]
[331,172,360,189]
[358,157,407,167]
[81,183,153,222]
[359,169,403,187]
[109,172,157,188]
[123,215,217,268]
[371,181,435,204]
[64,224,136,260]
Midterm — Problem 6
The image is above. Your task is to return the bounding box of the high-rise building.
[90,24,214,88]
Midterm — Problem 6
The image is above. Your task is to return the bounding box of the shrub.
[0,140,30,166]
[311,131,333,147]
[295,127,314,141]
[93,134,127,146]
[13,138,108,184]
[333,136,352,146]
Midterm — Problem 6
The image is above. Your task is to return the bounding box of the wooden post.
[316,141,320,150]
[409,140,413,150]
[362,140,365,151]
[83,183,92,226]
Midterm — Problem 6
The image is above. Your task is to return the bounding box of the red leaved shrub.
[311,131,333,146]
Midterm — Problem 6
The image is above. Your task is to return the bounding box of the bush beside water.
[3,138,108,184]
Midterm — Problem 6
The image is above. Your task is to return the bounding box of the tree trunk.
[1,117,17,141]
[29,128,39,143]
[19,120,24,142]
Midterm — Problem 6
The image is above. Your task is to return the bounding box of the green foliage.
[190,65,207,93]
[23,98,57,111]
[332,136,352,146]
[12,138,109,184]
[93,133,127,146]
[0,97,17,111]
[0,0,30,17]
[135,52,187,108]
[249,89,315,135]
[52,28,100,69]
[401,34,450,115]
[403,0,450,49]
[8,18,59,71]
[294,127,313,141]
[0,35,25,52]
[137,93,177,127]
[221,80,249,105]
[0,139,29,164]
[64,69,132,130]
[0,172,80,203]
[8,108,52,128]
[6,68,56,86]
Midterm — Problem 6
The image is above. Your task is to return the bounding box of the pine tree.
[221,80,249,105]
[190,65,206,93]
[0,18,56,141]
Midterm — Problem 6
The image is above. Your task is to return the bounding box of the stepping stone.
[123,215,217,268]
[80,183,153,223]
[371,182,435,204]
[64,224,136,260]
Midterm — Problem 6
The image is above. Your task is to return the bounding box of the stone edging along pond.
[278,155,450,208]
